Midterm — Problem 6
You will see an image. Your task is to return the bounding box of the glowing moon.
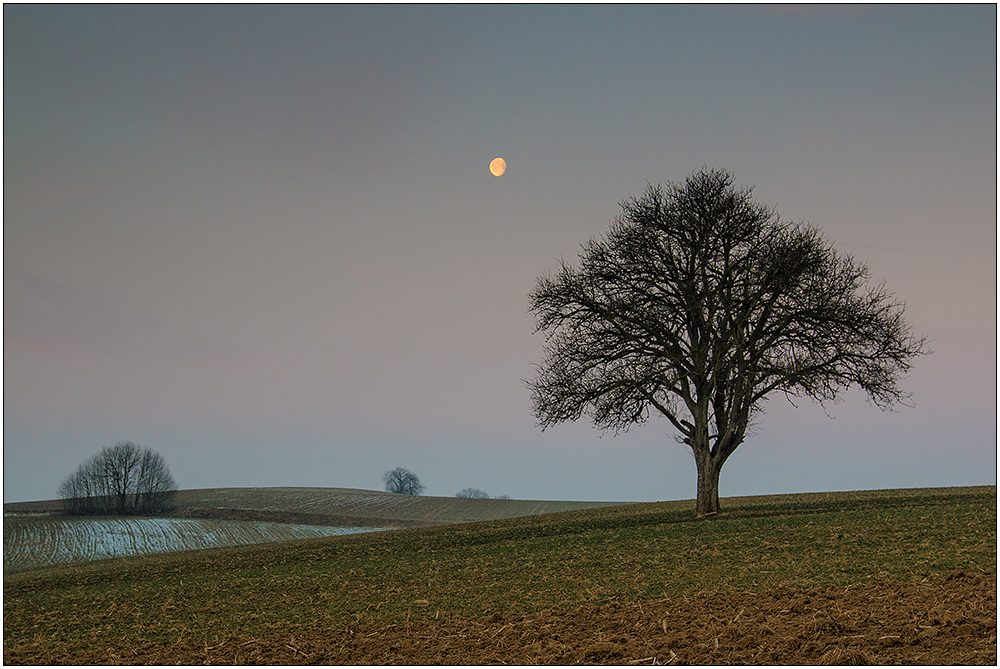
[489,157,506,177]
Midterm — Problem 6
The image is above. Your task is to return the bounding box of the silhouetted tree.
[528,168,928,517]
[383,467,425,495]
[58,442,177,515]
[455,487,490,499]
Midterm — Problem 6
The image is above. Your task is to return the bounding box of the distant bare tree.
[383,467,425,496]
[529,168,929,517]
[58,442,177,515]
[455,487,490,499]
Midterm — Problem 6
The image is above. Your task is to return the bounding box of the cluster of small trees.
[453,488,511,499]
[455,487,490,499]
[58,442,178,515]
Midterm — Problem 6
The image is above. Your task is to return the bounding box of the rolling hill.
[4,486,628,527]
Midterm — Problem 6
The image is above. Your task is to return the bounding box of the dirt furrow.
[12,572,993,665]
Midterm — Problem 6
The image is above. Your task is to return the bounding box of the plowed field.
[3,517,383,570]
[5,486,994,665]
[21,572,994,665]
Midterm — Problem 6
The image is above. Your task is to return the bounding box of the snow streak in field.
[4,518,383,570]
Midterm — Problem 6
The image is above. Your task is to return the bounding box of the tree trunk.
[695,454,722,517]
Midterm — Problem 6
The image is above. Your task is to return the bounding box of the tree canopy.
[58,442,177,515]
[455,487,490,499]
[383,467,425,495]
[528,168,928,516]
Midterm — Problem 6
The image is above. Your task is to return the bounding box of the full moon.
[489,157,506,177]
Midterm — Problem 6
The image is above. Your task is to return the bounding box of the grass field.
[3,485,995,664]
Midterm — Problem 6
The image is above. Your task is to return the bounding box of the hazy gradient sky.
[5,5,996,503]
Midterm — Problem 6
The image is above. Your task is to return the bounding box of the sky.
[4,5,996,504]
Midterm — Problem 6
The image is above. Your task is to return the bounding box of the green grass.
[3,485,995,663]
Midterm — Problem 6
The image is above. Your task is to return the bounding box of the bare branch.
[58,442,177,516]
[527,167,929,516]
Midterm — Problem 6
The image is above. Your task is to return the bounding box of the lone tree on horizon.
[58,441,177,515]
[383,467,425,496]
[528,168,928,517]
[455,487,490,499]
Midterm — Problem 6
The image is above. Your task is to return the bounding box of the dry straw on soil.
[4,485,995,665]
[18,572,994,665]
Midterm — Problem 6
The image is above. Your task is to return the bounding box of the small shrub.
[455,488,490,499]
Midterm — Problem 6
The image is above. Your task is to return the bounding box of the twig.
[286,644,308,658]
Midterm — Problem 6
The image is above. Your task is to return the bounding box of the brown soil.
[18,572,997,665]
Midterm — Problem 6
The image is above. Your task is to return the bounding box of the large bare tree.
[528,168,928,517]
[58,442,177,515]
